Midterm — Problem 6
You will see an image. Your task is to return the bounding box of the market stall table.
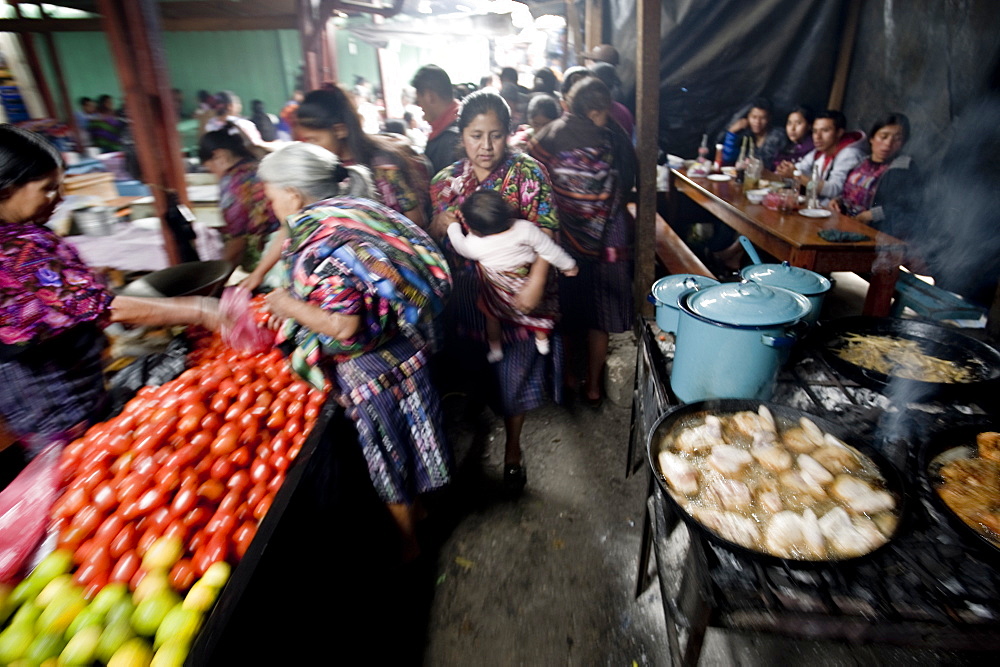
[629,318,1000,665]
[668,168,907,316]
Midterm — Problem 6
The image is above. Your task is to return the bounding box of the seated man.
[775,109,864,204]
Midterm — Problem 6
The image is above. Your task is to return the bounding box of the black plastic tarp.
[607,0,1000,163]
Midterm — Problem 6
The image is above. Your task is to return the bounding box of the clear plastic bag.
[220,286,275,354]
[0,443,62,582]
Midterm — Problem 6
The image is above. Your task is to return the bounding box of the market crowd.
[6,43,986,564]
[1,46,638,563]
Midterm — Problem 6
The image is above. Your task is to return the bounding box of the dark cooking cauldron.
[119,260,232,298]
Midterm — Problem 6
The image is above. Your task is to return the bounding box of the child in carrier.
[448,190,578,362]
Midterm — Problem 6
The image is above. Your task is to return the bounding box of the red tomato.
[284,418,303,439]
[266,472,285,493]
[110,550,141,583]
[176,413,201,436]
[109,524,137,560]
[248,404,269,418]
[171,484,198,515]
[183,506,211,531]
[193,532,230,576]
[200,412,223,432]
[137,526,160,555]
[153,465,181,491]
[188,529,208,554]
[94,512,126,543]
[70,504,104,538]
[246,483,267,511]
[304,403,321,421]
[163,519,188,543]
[209,457,233,481]
[286,400,304,419]
[147,506,173,533]
[54,486,89,519]
[228,446,251,468]
[117,472,152,505]
[271,454,290,473]
[197,479,226,503]
[219,378,238,397]
[178,402,207,421]
[287,442,303,460]
[133,428,168,453]
[253,493,275,520]
[226,470,250,492]
[169,558,197,592]
[132,487,168,517]
[217,489,242,516]
[73,538,98,566]
[210,394,230,414]
[91,482,117,513]
[131,454,157,477]
[249,460,270,485]
[233,522,257,559]
[74,559,109,588]
[265,410,286,430]
[233,368,253,386]
[224,401,250,423]
[206,510,237,537]
[211,433,239,457]
[130,567,149,590]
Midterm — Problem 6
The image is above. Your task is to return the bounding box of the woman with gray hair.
[258,141,453,561]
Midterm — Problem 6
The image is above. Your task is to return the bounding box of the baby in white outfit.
[448,190,578,362]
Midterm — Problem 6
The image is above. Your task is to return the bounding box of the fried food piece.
[831,475,895,514]
[812,445,862,475]
[658,451,699,496]
[707,444,753,476]
[977,431,1000,463]
[751,444,793,472]
[705,478,752,511]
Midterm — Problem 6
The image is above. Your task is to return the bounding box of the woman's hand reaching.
[428,210,458,242]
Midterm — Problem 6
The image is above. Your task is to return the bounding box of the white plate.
[707,174,731,182]
[746,189,770,197]
[131,217,160,230]
[799,208,832,218]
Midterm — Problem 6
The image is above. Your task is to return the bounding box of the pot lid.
[684,281,812,326]
[651,274,720,306]
[740,261,832,296]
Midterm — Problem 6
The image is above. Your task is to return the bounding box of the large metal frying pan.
[917,420,1000,563]
[119,260,232,298]
[646,399,908,569]
[813,316,1000,402]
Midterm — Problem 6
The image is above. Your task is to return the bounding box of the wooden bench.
[629,203,714,278]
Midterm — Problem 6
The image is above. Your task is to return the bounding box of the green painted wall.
[38,29,301,119]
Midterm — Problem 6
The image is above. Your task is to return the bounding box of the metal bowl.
[119,260,232,298]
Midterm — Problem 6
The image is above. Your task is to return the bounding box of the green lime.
[59,624,102,665]
[0,624,34,663]
[108,636,154,667]
[131,589,181,637]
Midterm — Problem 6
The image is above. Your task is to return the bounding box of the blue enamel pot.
[649,274,720,333]
[740,261,831,326]
[670,281,811,403]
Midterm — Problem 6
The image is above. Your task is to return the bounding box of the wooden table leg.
[863,262,901,317]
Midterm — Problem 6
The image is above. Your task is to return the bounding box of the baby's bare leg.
[486,313,504,362]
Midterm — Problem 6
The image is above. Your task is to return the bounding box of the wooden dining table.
[668,168,908,316]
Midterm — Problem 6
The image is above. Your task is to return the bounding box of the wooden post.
[35,3,83,146]
[585,0,603,51]
[564,0,583,64]
[96,0,187,265]
[298,0,320,90]
[633,0,660,322]
[11,4,55,118]
[827,0,862,111]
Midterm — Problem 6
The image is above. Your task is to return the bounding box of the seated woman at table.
[771,105,815,167]
[829,113,916,232]
[719,98,786,169]
[0,125,222,461]
[257,142,452,561]
[198,125,279,275]
[775,109,865,205]
[204,91,275,154]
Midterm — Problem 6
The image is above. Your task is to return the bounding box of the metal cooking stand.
[628,318,1000,665]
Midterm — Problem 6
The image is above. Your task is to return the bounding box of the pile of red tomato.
[48,339,326,598]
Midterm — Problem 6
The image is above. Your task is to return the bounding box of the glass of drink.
[743,156,762,192]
